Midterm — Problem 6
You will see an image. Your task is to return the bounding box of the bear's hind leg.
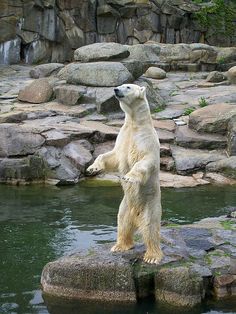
[111,197,135,252]
[141,208,163,264]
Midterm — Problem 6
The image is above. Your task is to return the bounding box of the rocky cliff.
[0,0,236,64]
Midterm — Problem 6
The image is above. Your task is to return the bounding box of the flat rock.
[189,103,236,135]
[160,171,209,188]
[29,63,64,79]
[205,172,236,185]
[80,121,119,142]
[42,130,70,147]
[67,62,133,87]
[153,119,176,132]
[206,157,236,179]
[175,125,227,150]
[156,129,175,143]
[171,146,226,174]
[74,42,130,62]
[18,78,53,104]
[153,104,187,120]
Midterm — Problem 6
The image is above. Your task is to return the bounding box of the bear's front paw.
[86,164,103,176]
[121,174,140,184]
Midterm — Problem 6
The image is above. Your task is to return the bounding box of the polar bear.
[86,84,163,264]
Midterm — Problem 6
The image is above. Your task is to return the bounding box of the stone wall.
[0,0,236,64]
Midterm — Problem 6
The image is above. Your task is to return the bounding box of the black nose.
[114,88,119,93]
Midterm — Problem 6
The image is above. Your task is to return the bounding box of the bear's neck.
[121,99,152,127]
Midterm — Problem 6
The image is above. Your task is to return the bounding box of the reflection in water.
[0,183,235,314]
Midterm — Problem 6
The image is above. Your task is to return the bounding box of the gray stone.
[206,157,236,179]
[189,104,236,135]
[95,87,119,113]
[206,71,227,83]
[175,125,227,150]
[144,66,166,79]
[63,141,93,172]
[29,63,64,79]
[18,78,53,104]
[155,267,203,307]
[74,42,130,62]
[125,44,160,66]
[93,141,115,159]
[0,124,45,157]
[171,146,226,174]
[121,59,147,80]
[37,146,61,169]
[228,116,236,156]
[42,130,70,147]
[54,156,80,185]
[54,85,83,106]
[67,62,133,87]
[0,16,18,43]
[24,39,51,64]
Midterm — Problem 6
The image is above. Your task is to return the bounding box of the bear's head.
[114,84,146,107]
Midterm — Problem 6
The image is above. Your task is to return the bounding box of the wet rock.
[29,63,64,79]
[171,146,226,175]
[227,66,236,84]
[189,104,236,135]
[175,125,227,150]
[0,38,21,64]
[155,266,203,306]
[0,124,45,157]
[74,42,130,62]
[206,71,226,83]
[206,157,236,179]
[144,67,166,79]
[67,62,133,87]
[0,155,47,183]
[54,156,80,185]
[18,78,53,104]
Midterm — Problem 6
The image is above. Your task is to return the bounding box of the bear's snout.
[114,88,124,98]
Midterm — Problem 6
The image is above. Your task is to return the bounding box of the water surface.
[0,183,235,314]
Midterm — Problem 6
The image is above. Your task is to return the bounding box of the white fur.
[87,84,163,264]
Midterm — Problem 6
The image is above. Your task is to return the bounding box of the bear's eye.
[127,86,131,89]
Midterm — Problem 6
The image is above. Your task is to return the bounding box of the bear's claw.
[86,166,102,176]
[111,243,134,252]
[143,252,163,264]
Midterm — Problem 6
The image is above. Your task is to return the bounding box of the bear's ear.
[139,86,146,99]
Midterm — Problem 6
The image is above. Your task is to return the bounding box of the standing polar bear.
[87,84,163,264]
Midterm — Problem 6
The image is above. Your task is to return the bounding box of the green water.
[0,183,235,314]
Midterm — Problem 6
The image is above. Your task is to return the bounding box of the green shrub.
[198,97,209,107]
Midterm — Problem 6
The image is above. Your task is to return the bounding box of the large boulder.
[227,66,236,84]
[0,124,45,157]
[18,78,53,103]
[125,44,160,66]
[206,71,226,83]
[171,146,226,175]
[74,42,130,62]
[189,104,236,135]
[66,62,133,87]
[54,85,83,105]
[206,157,236,179]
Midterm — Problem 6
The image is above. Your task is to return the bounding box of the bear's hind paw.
[143,252,163,264]
[111,243,134,252]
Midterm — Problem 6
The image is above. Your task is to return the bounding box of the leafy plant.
[217,56,226,64]
[220,220,236,231]
[193,0,236,38]
[184,107,196,115]
[198,97,209,107]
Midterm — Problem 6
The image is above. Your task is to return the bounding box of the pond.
[0,183,236,314]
